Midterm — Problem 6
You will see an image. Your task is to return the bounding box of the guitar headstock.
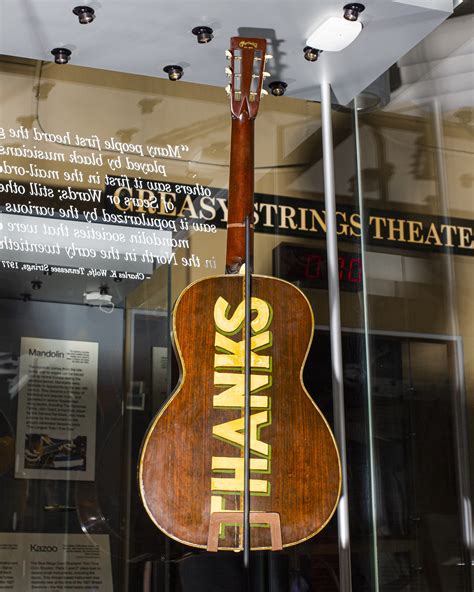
[226,37,271,120]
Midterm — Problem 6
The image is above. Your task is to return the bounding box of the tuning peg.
[261,88,269,97]
[265,54,273,61]
[263,71,271,78]
[225,50,232,60]
[225,66,232,78]
[225,84,232,97]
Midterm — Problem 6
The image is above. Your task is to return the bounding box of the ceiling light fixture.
[164,65,183,81]
[304,46,322,62]
[51,48,72,64]
[192,26,214,44]
[269,81,288,96]
[72,6,95,24]
[343,3,365,22]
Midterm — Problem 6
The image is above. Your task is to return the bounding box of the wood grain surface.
[139,274,341,550]
[225,116,254,273]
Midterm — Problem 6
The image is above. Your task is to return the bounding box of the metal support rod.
[432,99,473,589]
[353,97,380,592]
[320,81,352,591]
[243,215,252,571]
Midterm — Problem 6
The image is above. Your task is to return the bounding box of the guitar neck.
[224,35,267,275]
[225,114,255,274]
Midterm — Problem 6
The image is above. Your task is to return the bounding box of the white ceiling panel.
[0,0,453,104]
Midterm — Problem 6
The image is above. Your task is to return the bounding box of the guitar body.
[139,274,341,550]
[140,35,341,553]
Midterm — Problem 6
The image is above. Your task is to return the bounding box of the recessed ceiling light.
[163,65,184,81]
[72,6,95,25]
[192,26,214,44]
[269,81,288,96]
[343,3,365,22]
[304,46,322,62]
[51,48,72,64]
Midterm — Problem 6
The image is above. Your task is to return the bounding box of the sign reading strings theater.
[103,178,473,256]
[0,178,472,256]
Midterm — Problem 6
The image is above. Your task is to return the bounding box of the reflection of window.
[126,381,145,410]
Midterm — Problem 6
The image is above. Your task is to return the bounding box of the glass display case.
[0,2,472,590]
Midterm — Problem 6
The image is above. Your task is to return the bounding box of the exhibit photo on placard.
[15,336,98,481]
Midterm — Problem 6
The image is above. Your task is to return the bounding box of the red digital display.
[304,254,362,284]
[273,244,363,292]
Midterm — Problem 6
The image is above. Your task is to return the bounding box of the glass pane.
[0,53,342,590]
[354,4,473,590]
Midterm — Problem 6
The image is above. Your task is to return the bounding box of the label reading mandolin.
[210,296,273,531]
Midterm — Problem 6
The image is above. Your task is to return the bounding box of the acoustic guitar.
[139,36,341,551]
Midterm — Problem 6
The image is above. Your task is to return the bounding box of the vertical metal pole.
[453,339,474,590]
[164,265,172,592]
[353,97,380,592]
[320,81,352,591]
[243,215,252,573]
[432,99,473,589]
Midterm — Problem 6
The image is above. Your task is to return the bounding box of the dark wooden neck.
[225,113,254,274]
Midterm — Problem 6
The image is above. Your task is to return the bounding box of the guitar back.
[139,274,341,550]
